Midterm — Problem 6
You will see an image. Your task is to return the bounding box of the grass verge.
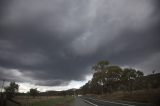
[30,96,74,106]
[7,96,74,106]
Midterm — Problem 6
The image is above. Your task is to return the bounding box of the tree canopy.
[79,60,157,95]
[28,88,39,98]
[4,82,19,99]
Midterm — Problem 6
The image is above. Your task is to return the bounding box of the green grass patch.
[30,96,74,106]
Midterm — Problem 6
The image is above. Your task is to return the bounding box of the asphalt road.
[70,97,91,106]
[70,97,152,106]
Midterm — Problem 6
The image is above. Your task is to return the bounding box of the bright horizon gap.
[16,74,93,93]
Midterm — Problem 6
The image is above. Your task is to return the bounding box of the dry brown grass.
[99,88,160,104]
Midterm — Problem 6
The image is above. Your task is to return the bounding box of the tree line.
[0,81,42,106]
[79,60,160,95]
[1,60,160,105]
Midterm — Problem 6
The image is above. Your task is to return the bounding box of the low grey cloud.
[0,0,160,86]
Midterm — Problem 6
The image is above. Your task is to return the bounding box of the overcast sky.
[0,0,160,92]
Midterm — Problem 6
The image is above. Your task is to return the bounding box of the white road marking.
[88,98,135,106]
[81,98,98,106]
[116,100,147,105]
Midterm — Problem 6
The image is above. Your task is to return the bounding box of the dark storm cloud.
[0,0,160,86]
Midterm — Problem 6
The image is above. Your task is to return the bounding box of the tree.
[106,66,122,92]
[4,82,21,106]
[4,82,19,99]
[136,70,144,78]
[121,68,137,93]
[80,81,91,95]
[91,71,106,94]
[29,88,39,98]
[134,70,144,90]
[92,60,109,94]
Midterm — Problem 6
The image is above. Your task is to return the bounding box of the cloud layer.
[0,0,160,86]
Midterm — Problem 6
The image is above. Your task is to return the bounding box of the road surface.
[70,97,91,106]
[70,97,152,106]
